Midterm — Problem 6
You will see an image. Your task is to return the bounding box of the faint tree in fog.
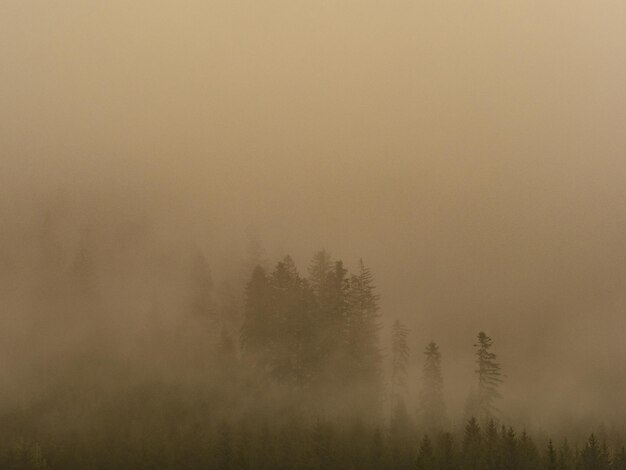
[614,446,626,470]
[579,434,610,470]
[345,259,384,415]
[390,320,410,404]
[415,434,435,470]
[390,319,411,437]
[307,249,333,295]
[244,224,268,274]
[188,252,214,319]
[314,260,351,384]
[268,255,316,385]
[461,417,482,470]
[240,265,273,371]
[418,341,447,431]
[544,439,557,470]
[518,430,540,469]
[473,331,503,421]
[435,432,457,470]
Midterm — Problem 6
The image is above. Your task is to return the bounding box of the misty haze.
[1,1,626,469]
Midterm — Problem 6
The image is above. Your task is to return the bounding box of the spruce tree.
[391,320,410,404]
[461,417,482,470]
[416,434,435,470]
[188,252,214,319]
[518,431,540,470]
[269,256,315,385]
[557,439,575,470]
[314,260,351,385]
[214,423,233,470]
[240,265,274,373]
[544,439,557,470]
[436,432,458,470]
[578,434,610,470]
[418,341,447,431]
[345,259,383,417]
[501,426,517,469]
[308,250,333,295]
[473,331,503,421]
[613,446,626,470]
[483,419,500,470]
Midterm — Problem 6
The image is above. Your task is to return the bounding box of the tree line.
[1,240,625,469]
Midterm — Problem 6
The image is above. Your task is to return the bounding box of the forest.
[3,2,626,466]
[0,210,624,470]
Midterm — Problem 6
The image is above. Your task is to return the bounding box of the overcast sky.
[2,1,626,427]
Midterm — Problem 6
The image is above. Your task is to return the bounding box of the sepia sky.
[2,1,626,426]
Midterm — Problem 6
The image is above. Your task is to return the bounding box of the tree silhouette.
[473,331,503,421]
[418,341,447,431]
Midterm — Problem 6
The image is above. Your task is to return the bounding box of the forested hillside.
[0,214,624,469]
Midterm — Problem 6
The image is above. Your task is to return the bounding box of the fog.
[2,0,626,447]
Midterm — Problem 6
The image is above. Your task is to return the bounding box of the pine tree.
[240,265,273,371]
[269,256,315,385]
[244,224,268,274]
[483,419,500,470]
[473,331,503,421]
[310,420,335,470]
[214,423,233,470]
[416,434,435,470]
[418,341,446,431]
[544,439,557,470]
[188,252,214,319]
[461,417,482,470]
[518,431,540,470]
[578,434,610,470]
[308,250,333,295]
[369,426,388,470]
[345,259,384,417]
[216,326,237,379]
[500,426,517,470]
[436,432,458,470]
[613,446,626,470]
[314,260,351,386]
[557,439,575,470]
[391,320,410,405]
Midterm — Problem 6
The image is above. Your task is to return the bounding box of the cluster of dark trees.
[2,414,625,469]
[240,252,383,420]
[1,232,625,469]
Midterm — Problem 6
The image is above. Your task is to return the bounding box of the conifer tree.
[613,446,626,470]
[418,341,446,431]
[269,256,315,384]
[579,434,610,470]
[501,426,517,469]
[188,252,214,319]
[346,260,382,380]
[391,320,410,404]
[345,259,384,416]
[518,431,540,470]
[244,224,268,274]
[311,420,335,470]
[314,260,351,384]
[308,250,333,295]
[461,417,482,470]
[240,265,273,371]
[473,331,503,421]
[369,427,387,470]
[544,439,557,470]
[416,434,435,470]
[483,419,500,470]
[214,423,233,470]
[557,439,575,470]
[436,432,458,470]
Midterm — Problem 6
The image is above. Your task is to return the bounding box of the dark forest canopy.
[0,210,625,469]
